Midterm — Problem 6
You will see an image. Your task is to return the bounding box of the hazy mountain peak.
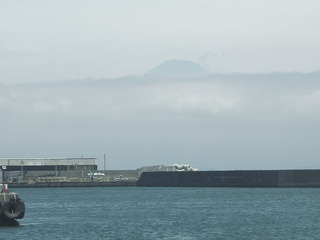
[144,59,207,76]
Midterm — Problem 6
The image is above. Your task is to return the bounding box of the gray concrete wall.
[137,170,279,187]
[137,169,320,187]
[278,170,320,187]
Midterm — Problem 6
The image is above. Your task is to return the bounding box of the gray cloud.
[1,73,320,170]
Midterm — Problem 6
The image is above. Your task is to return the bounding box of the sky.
[1,73,320,170]
[1,0,320,84]
[1,1,320,170]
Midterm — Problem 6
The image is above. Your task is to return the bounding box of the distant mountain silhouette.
[144,59,207,76]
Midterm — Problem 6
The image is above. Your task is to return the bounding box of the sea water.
[1,187,319,239]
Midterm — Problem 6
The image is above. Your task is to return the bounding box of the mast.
[1,166,6,194]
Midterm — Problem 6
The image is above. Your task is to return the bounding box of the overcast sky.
[1,1,320,170]
[1,74,320,170]
[1,0,320,84]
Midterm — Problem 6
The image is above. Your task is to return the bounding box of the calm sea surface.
[1,187,319,239]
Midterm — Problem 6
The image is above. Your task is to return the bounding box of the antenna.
[1,166,6,194]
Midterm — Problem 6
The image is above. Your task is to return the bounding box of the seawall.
[8,169,320,188]
[137,170,320,187]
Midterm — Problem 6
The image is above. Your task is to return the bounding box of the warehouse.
[0,157,97,180]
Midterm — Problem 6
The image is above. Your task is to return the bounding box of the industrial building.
[0,157,97,181]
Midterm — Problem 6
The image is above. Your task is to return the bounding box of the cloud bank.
[1,73,320,170]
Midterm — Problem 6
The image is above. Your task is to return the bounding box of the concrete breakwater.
[137,169,320,187]
[8,169,320,188]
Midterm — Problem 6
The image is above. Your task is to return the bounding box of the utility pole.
[104,154,107,181]
[1,166,6,194]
